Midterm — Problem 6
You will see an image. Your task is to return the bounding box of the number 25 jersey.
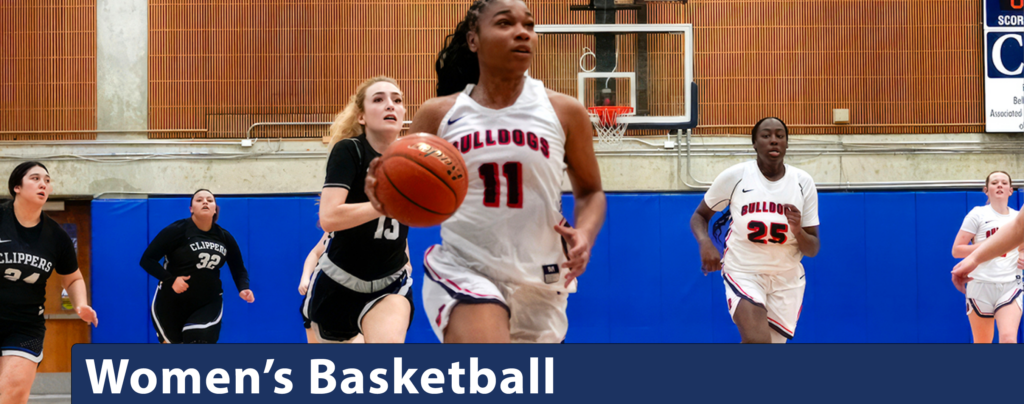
[434,77,568,287]
[705,161,819,274]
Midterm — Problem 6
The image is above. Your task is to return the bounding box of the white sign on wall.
[984,0,1024,132]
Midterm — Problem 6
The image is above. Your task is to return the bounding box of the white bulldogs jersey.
[705,161,819,274]
[434,77,569,288]
[960,205,1020,283]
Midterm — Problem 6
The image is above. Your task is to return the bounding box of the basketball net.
[588,106,633,150]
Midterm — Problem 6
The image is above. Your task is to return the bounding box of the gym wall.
[91,190,1013,343]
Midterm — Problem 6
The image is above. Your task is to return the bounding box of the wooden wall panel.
[0,1,97,140]
[39,200,92,373]
[149,0,985,138]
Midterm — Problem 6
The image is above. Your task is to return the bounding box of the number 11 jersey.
[434,77,568,288]
[705,160,819,275]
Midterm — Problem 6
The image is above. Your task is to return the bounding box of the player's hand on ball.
[364,157,387,215]
[698,241,722,274]
[783,204,802,229]
[172,276,190,294]
[554,225,591,288]
[239,289,255,303]
[76,305,98,327]
[298,278,310,296]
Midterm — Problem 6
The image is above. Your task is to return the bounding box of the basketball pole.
[594,0,617,108]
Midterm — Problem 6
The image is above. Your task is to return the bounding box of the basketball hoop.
[588,106,633,149]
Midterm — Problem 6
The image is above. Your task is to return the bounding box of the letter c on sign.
[994,34,1023,76]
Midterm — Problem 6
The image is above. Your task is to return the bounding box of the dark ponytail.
[435,0,495,96]
[712,211,731,242]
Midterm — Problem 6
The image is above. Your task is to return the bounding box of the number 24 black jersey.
[0,201,78,324]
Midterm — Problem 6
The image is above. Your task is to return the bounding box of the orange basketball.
[375,133,468,227]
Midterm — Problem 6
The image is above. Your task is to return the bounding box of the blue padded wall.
[91,200,150,343]
[91,190,1021,343]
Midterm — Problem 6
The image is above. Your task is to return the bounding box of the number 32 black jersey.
[139,218,249,300]
[0,201,78,324]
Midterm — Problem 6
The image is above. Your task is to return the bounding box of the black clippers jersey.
[0,201,78,324]
[323,134,409,280]
[139,218,249,300]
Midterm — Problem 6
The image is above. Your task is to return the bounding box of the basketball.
[375,133,468,227]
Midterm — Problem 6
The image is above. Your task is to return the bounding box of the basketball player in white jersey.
[951,171,1024,343]
[367,0,606,343]
[689,117,820,343]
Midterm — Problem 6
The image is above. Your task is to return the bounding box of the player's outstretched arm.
[690,201,722,274]
[552,91,606,288]
[954,212,1024,278]
[61,269,97,326]
[299,232,329,295]
[224,231,254,303]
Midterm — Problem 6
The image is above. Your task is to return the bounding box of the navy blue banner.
[987,32,1024,79]
[73,344,1024,403]
[986,0,1024,27]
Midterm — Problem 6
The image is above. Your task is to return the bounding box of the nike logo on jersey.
[447,116,466,125]
[984,220,995,224]
[0,239,9,243]
[742,189,754,193]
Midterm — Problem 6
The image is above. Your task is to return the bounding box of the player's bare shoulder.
[410,94,461,135]
[546,89,588,116]
[545,89,591,135]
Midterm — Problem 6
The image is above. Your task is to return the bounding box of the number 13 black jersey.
[0,201,78,324]
[704,161,819,274]
[139,219,249,299]
[323,134,409,281]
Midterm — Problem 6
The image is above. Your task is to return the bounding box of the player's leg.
[0,325,44,404]
[0,356,37,404]
[446,303,511,343]
[422,279,510,343]
[507,285,568,343]
[360,275,414,343]
[764,269,804,344]
[724,272,772,343]
[732,300,772,343]
[422,245,511,343]
[151,290,184,344]
[361,295,412,343]
[181,297,223,344]
[967,311,995,343]
[308,322,362,343]
[966,281,997,343]
[993,287,1022,344]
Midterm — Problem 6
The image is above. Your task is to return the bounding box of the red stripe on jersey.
[725,274,755,300]
[768,317,794,334]
[423,246,502,300]
[436,304,446,326]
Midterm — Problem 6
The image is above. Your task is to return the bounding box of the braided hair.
[711,117,790,241]
[435,0,498,97]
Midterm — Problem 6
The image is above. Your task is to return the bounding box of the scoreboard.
[985,0,1024,132]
